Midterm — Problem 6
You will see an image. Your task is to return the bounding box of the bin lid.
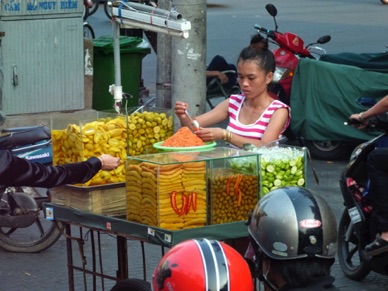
[93,36,151,55]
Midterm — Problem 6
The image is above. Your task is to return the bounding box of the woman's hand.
[174,101,189,119]
[195,127,223,142]
[98,154,120,171]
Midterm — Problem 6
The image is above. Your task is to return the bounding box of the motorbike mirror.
[265,4,277,17]
[0,110,5,127]
[317,35,331,44]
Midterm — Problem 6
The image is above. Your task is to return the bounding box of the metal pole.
[156,0,172,109]
[113,21,123,113]
[171,0,207,130]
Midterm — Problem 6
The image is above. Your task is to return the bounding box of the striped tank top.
[226,94,291,140]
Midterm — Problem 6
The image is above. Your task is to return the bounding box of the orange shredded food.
[162,127,205,147]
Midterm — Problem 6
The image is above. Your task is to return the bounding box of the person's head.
[237,41,275,99]
[152,238,254,291]
[247,186,337,290]
[250,33,269,50]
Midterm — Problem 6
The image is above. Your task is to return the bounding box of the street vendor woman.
[0,151,120,189]
[174,41,291,148]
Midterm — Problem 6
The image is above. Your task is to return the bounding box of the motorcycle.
[0,112,63,253]
[254,4,331,106]
[254,4,350,160]
[337,113,388,280]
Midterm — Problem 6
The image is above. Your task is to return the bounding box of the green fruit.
[291,166,297,174]
[266,165,275,173]
[274,179,282,187]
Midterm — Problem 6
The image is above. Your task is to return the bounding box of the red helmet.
[152,238,254,291]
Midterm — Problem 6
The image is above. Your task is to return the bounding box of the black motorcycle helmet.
[248,186,337,261]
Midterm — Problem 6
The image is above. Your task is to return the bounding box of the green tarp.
[320,52,388,73]
[290,58,388,141]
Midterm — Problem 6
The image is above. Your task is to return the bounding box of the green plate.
[153,141,217,152]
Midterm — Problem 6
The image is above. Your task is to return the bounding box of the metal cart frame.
[44,203,248,290]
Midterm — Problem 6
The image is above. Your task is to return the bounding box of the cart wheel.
[110,278,151,291]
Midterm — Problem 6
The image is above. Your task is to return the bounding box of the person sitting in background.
[206,54,238,90]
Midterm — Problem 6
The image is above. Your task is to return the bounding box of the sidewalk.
[1,158,388,290]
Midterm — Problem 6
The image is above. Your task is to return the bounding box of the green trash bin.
[92,36,151,110]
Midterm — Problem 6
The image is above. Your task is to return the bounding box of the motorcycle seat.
[0,125,51,149]
[357,97,377,108]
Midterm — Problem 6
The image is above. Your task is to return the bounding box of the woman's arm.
[174,99,229,129]
[219,107,289,148]
[258,107,290,145]
[195,99,229,127]
[184,99,230,141]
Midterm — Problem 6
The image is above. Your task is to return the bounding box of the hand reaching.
[98,154,121,171]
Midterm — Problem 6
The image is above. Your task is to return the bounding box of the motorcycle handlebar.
[344,118,363,127]
[345,114,388,132]
[254,24,276,39]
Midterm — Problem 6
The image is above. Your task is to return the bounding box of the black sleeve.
[0,150,102,188]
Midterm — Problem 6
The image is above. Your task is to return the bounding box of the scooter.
[0,112,63,253]
[337,113,388,280]
[254,3,331,106]
[254,4,349,160]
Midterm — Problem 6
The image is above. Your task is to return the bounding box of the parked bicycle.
[88,0,101,17]
[84,0,101,20]
[83,21,96,39]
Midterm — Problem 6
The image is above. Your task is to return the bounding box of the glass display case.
[51,110,127,186]
[126,145,308,231]
[50,107,174,186]
[126,107,174,156]
[126,147,261,230]
[229,145,308,197]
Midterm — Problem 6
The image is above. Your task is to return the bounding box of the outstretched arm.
[350,95,388,122]
[0,151,120,188]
